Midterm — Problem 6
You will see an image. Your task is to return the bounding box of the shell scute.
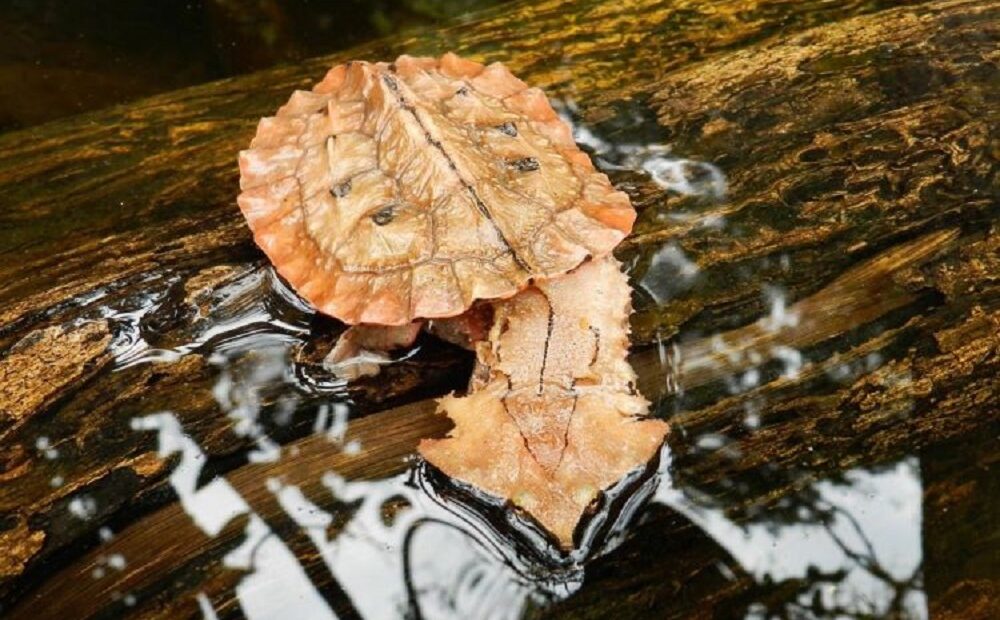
[505,87,558,122]
[410,262,465,317]
[470,62,528,99]
[237,177,298,228]
[238,54,634,325]
[277,90,331,117]
[327,100,366,134]
[313,64,348,94]
[394,54,439,77]
[439,52,484,79]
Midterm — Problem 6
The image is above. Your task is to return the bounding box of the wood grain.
[0,0,996,617]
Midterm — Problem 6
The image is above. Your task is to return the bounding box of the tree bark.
[0,0,996,617]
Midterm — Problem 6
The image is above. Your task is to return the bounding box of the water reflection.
[557,99,726,202]
[655,454,926,618]
[638,155,727,200]
[406,521,534,620]
[57,102,930,620]
[639,243,700,305]
[134,411,338,618]
[131,411,577,619]
[212,345,287,463]
[132,413,250,537]
[111,267,311,370]
[126,401,928,619]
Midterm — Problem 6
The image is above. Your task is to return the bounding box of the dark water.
[0,1,996,619]
[0,0,509,132]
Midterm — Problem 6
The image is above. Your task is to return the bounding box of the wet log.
[0,0,997,617]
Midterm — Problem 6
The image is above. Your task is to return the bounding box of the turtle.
[237,53,668,547]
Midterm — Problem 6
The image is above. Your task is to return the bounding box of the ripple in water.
[66,102,924,620]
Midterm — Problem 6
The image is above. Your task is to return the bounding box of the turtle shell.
[238,53,635,325]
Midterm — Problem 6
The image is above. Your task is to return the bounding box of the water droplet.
[69,495,98,520]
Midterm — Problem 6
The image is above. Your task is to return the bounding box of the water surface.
[0,1,996,618]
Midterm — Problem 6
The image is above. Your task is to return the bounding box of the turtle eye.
[371,205,397,226]
[507,157,539,172]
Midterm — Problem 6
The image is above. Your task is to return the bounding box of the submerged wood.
[0,0,997,617]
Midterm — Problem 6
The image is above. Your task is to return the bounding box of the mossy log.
[0,0,997,617]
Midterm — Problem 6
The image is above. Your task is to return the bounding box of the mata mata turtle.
[238,53,667,547]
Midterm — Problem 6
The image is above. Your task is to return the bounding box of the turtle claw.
[322,322,423,380]
[323,347,391,380]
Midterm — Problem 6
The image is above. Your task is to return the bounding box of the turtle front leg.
[323,322,423,380]
[426,303,492,350]
[324,305,492,381]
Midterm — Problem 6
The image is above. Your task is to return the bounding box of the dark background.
[0,0,509,133]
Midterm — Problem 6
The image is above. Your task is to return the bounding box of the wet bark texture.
[0,0,997,617]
